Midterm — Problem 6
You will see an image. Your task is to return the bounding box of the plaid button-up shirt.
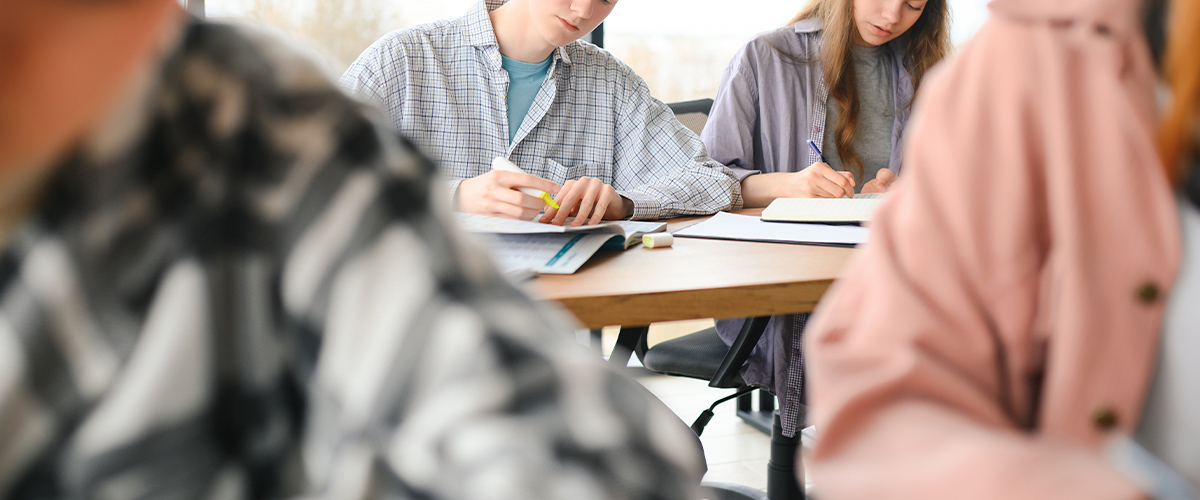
[340,0,742,220]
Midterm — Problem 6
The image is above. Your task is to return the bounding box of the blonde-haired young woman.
[704,0,950,205]
[700,0,951,440]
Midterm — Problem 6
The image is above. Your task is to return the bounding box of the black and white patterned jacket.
[0,18,703,500]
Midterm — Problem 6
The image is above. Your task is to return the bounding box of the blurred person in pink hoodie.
[805,0,1200,497]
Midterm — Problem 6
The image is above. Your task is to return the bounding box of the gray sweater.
[821,43,895,190]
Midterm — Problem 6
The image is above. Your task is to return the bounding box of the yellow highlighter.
[491,157,560,209]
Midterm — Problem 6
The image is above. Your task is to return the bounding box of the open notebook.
[761,193,885,224]
[456,213,666,274]
[455,213,665,249]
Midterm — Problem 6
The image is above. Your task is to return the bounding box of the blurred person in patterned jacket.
[0,1,704,498]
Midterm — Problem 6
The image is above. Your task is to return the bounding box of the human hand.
[861,168,896,194]
[538,176,631,226]
[741,162,855,207]
[793,162,856,198]
[456,170,560,220]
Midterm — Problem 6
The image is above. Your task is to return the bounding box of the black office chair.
[620,99,804,500]
[643,318,804,500]
[668,98,714,135]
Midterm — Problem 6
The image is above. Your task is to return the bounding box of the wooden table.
[529,209,856,329]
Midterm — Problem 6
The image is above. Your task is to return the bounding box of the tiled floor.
[598,319,789,493]
[638,373,772,490]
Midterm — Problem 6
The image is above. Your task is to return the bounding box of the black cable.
[690,387,756,436]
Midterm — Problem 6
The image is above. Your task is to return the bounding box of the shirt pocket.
[543,158,612,186]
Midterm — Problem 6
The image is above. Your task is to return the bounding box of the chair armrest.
[709,316,771,388]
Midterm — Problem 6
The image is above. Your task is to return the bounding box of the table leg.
[609,325,648,367]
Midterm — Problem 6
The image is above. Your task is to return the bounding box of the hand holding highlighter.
[491,157,561,209]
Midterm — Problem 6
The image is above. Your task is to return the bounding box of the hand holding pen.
[456,158,561,220]
[810,139,896,194]
[802,140,855,198]
[740,140,856,206]
[739,138,854,205]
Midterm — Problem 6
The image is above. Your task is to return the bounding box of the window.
[205,0,479,73]
[204,0,990,98]
[604,0,991,103]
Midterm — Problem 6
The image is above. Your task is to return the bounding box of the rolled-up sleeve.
[611,73,742,220]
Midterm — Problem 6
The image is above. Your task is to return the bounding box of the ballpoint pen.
[807,139,858,198]
[807,139,827,163]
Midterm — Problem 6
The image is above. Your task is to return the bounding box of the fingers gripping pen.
[491,157,561,209]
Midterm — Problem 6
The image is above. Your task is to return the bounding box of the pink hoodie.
[805,0,1179,497]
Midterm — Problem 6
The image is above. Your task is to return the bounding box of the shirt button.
[1135,281,1160,304]
[1092,406,1118,431]
[811,126,820,134]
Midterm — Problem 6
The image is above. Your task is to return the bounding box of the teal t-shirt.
[501,54,552,144]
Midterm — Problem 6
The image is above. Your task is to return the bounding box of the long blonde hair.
[788,0,950,180]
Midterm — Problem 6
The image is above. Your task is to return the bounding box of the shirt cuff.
[728,166,763,183]
[619,191,662,221]
[446,177,464,209]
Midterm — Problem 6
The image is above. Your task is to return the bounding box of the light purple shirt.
[702,18,913,180]
[702,18,915,438]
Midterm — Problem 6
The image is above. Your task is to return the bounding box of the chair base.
[736,390,776,435]
[766,412,804,500]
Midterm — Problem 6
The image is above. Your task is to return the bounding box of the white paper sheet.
[674,212,868,246]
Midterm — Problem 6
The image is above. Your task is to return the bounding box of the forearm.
[740,172,782,208]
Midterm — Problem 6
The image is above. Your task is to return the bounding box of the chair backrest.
[667,98,714,136]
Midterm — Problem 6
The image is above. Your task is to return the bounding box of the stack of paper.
[674,212,868,247]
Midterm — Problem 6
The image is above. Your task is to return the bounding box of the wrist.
[741,172,779,208]
[618,195,634,219]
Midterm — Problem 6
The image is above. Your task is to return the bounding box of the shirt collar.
[463,1,500,48]
[462,1,572,68]
[792,17,823,34]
